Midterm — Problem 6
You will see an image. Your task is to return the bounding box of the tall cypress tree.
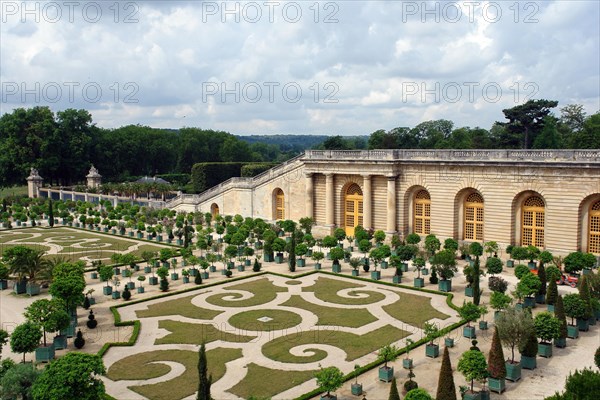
[388,377,401,400]
[473,256,481,306]
[197,342,212,400]
[546,278,558,305]
[537,262,547,301]
[48,199,54,228]
[555,295,568,342]
[436,346,457,400]
[579,275,593,319]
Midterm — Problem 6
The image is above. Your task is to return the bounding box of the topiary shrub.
[253,258,261,272]
[160,278,169,292]
[86,310,97,329]
[122,286,131,301]
[488,276,508,293]
[595,346,600,370]
[74,330,85,349]
[83,297,90,310]
[225,270,232,278]
[515,264,531,279]
[404,379,418,393]
[194,273,202,285]
[405,388,432,400]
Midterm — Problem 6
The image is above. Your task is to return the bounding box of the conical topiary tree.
[488,326,506,379]
[436,346,456,400]
[546,278,558,306]
[388,377,401,400]
[555,295,568,343]
[579,275,593,319]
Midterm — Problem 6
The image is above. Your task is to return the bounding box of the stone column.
[325,173,334,227]
[386,175,397,233]
[26,168,43,198]
[305,173,314,219]
[363,175,372,230]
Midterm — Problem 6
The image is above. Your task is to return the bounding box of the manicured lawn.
[156,320,256,345]
[228,309,303,331]
[0,227,170,264]
[282,295,377,327]
[0,185,27,197]
[136,295,223,320]
[382,292,450,326]
[106,348,242,400]
[302,276,387,305]
[262,324,409,363]
[205,277,287,307]
[228,363,317,399]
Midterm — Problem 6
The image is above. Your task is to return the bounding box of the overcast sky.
[1,1,599,135]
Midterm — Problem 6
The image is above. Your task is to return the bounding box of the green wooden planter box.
[26,283,40,296]
[538,343,552,358]
[182,276,190,283]
[137,287,145,294]
[567,325,579,339]
[479,320,488,330]
[370,271,380,280]
[351,270,359,277]
[148,276,158,285]
[274,255,284,264]
[521,355,536,369]
[170,273,179,280]
[314,263,321,270]
[577,318,590,331]
[589,316,597,326]
[14,280,27,294]
[421,268,429,276]
[528,261,537,269]
[209,266,217,272]
[463,326,476,339]
[112,291,121,299]
[378,366,394,382]
[393,275,402,284]
[523,297,536,308]
[263,254,273,262]
[414,277,424,288]
[505,362,521,382]
[401,263,408,272]
[554,337,567,348]
[463,391,481,400]
[535,293,546,304]
[445,337,454,348]
[0,280,7,290]
[201,272,209,279]
[35,345,55,363]
[438,279,452,292]
[507,260,514,268]
[380,261,388,269]
[113,267,121,276]
[237,265,245,272]
[320,396,336,400]
[488,377,505,394]
[351,383,363,396]
[144,266,152,273]
[189,269,198,276]
[53,335,67,350]
[425,344,439,358]
[547,304,555,312]
[332,264,342,273]
[480,390,490,400]
[403,358,413,369]
[465,286,474,297]
[90,272,98,279]
[103,286,113,295]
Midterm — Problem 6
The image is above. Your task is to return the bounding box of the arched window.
[589,200,600,254]
[522,195,545,247]
[414,189,431,235]
[275,189,285,220]
[344,184,363,236]
[210,203,219,218]
[464,193,484,241]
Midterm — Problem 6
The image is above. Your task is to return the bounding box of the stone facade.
[170,150,600,256]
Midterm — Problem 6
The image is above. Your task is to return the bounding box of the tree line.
[1,100,598,189]
[317,101,600,151]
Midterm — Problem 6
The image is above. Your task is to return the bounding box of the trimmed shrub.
[436,346,456,400]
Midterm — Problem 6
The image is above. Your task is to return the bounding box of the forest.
[0,100,597,189]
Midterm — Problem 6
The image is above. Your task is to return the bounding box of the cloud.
[1,0,598,134]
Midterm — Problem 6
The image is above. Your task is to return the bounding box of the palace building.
[165,149,600,256]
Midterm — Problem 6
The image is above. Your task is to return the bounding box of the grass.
[205,277,287,307]
[0,227,168,263]
[228,363,317,399]
[136,294,223,320]
[0,185,27,197]
[302,276,386,305]
[382,292,450,326]
[285,280,303,285]
[282,295,377,328]
[228,309,303,332]
[262,324,410,363]
[106,348,242,400]
[155,320,256,345]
